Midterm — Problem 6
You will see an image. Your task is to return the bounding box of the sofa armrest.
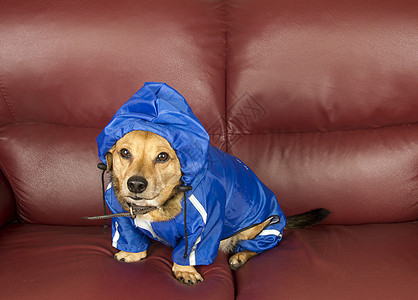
[0,169,15,227]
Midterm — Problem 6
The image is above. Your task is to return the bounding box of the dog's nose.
[127,176,148,193]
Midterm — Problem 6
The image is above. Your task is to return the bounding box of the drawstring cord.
[97,163,108,232]
[177,185,193,259]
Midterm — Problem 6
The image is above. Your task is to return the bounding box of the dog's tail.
[284,208,330,229]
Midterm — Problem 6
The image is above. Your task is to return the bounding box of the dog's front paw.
[172,263,203,285]
[114,250,147,263]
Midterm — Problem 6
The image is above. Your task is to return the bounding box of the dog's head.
[106,130,183,219]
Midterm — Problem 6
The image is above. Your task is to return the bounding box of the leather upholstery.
[226,0,418,223]
[0,0,417,298]
[0,170,14,227]
[0,224,234,299]
[0,0,226,130]
[235,223,418,300]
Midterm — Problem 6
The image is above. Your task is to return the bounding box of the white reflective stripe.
[112,221,120,248]
[134,218,158,239]
[187,194,207,265]
[189,236,202,266]
[106,182,112,191]
[189,194,207,224]
[259,229,282,238]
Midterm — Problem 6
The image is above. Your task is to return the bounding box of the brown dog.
[104,130,329,285]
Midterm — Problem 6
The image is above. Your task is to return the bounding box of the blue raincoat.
[97,82,286,266]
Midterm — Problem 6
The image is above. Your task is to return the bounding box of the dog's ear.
[105,147,114,173]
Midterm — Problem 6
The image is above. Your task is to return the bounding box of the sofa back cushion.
[1,0,417,225]
[226,0,418,224]
[0,0,226,225]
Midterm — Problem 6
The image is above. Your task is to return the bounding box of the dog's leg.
[114,250,147,262]
[227,218,273,270]
[172,263,203,285]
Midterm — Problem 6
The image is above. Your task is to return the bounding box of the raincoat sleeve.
[111,217,150,253]
[172,194,224,266]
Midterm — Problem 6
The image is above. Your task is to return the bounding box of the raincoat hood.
[97,82,210,186]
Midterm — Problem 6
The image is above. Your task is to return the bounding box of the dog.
[96,82,329,285]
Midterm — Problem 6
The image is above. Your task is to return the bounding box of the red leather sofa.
[0,0,417,299]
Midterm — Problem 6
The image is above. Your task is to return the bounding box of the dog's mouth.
[128,193,158,202]
[125,194,157,204]
[127,203,158,215]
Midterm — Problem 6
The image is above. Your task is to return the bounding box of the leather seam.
[223,0,229,152]
[0,74,17,122]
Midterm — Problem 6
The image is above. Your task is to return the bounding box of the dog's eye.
[120,148,131,159]
[156,152,169,163]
